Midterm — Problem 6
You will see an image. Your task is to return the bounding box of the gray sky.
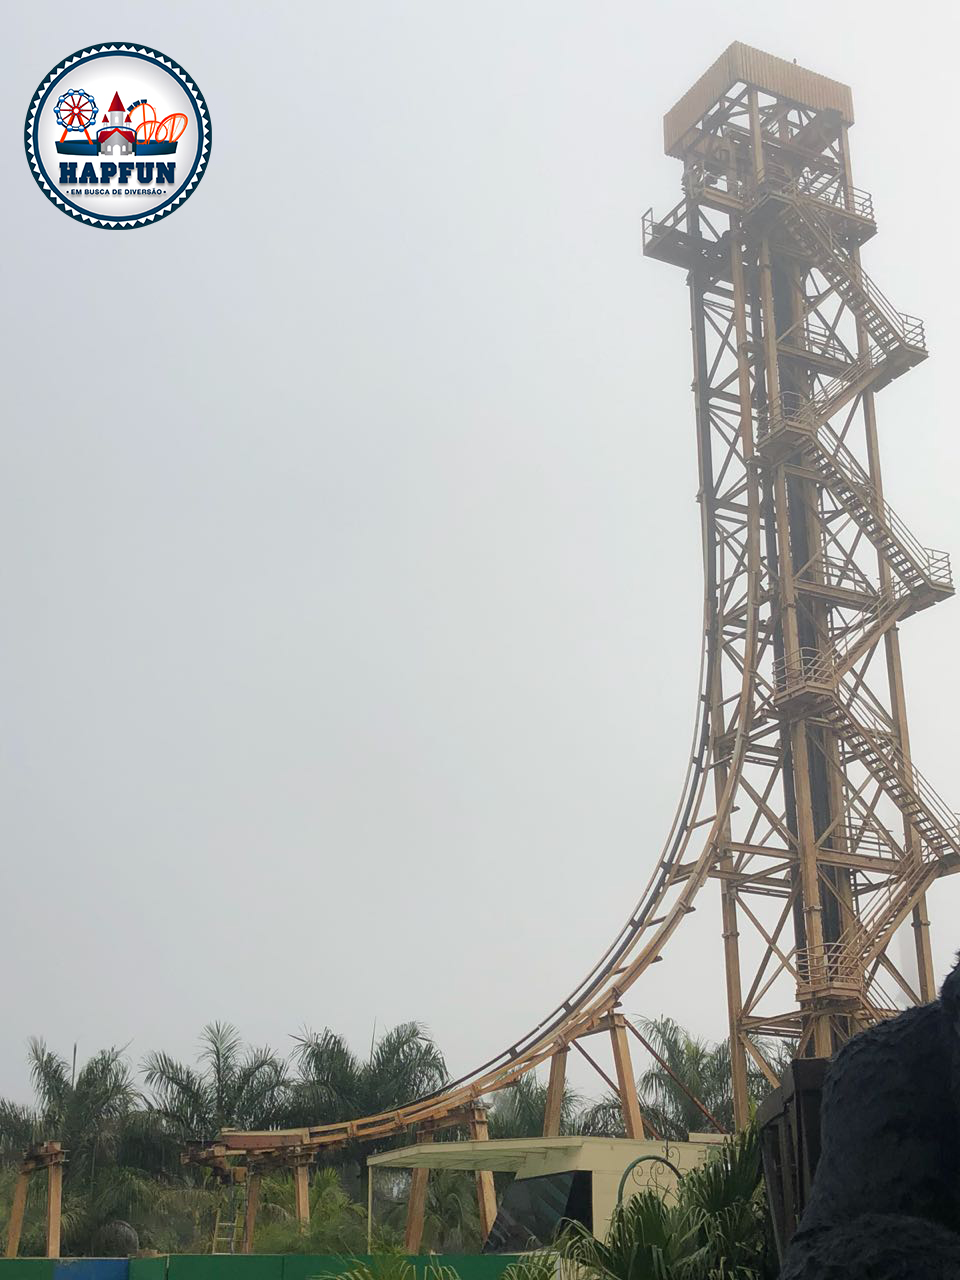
[2,1,958,1106]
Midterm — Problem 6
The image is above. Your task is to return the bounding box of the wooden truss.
[180,43,957,1190]
[643,41,957,1116]
[5,1142,66,1260]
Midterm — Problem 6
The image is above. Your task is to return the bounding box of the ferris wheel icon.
[55,89,97,141]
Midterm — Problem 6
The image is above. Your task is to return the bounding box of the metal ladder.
[211,1184,246,1254]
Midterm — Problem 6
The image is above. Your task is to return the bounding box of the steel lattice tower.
[180,48,960,1215]
[644,43,957,1123]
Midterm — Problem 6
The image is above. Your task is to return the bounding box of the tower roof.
[663,42,854,157]
[108,91,125,114]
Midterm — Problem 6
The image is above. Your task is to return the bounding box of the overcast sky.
[2,1,958,1107]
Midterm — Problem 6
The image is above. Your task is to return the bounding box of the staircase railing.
[784,197,921,347]
[774,588,912,698]
[745,169,925,353]
[834,682,960,850]
[762,392,952,591]
[685,159,875,224]
[642,199,687,251]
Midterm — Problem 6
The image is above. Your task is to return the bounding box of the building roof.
[663,41,854,157]
[108,91,125,113]
[367,1134,723,1177]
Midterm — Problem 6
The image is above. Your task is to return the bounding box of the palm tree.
[285,1021,447,1131]
[422,1168,482,1253]
[574,1094,631,1138]
[632,1018,779,1140]
[0,1101,38,1163]
[0,1041,190,1256]
[18,1040,139,1180]
[142,1022,288,1141]
[285,1021,447,1203]
[486,1074,582,1138]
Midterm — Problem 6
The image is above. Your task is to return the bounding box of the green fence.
[0,1256,520,1280]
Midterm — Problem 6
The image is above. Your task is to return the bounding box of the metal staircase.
[820,685,960,979]
[826,687,960,858]
[774,587,913,706]
[808,432,952,600]
[760,394,953,603]
[748,174,927,370]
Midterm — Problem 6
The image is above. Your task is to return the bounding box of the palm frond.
[27,1038,70,1123]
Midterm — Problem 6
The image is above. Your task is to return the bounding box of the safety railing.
[686,160,875,225]
[774,588,910,704]
[761,161,876,224]
[779,198,925,352]
[742,168,924,353]
[807,353,881,416]
[831,856,933,979]
[774,646,836,698]
[761,392,952,591]
[642,200,686,250]
[794,171,875,223]
[822,824,892,860]
[834,682,960,850]
[799,554,875,596]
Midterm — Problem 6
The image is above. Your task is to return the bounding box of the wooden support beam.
[404,1126,435,1254]
[609,1015,646,1139]
[404,1128,433,1253]
[46,1157,63,1259]
[543,1048,568,1137]
[404,1169,430,1254]
[242,1168,261,1254]
[292,1160,311,1231]
[467,1105,497,1244]
[5,1170,29,1259]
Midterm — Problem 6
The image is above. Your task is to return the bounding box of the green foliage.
[562,1189,705,1280]
[312,1256,460,1280]
[632,1019,782,1141]
[679,1128,768,1278]
[286,1023,448,1134]
[0,1019,779,1264]
[557,1127,769,1280]
[142,1022,288,1141]
[252,1167,368,1255]
[422,1168,482,1253]
[487,1076,582,1139]
[27,1040,140,1179]
[497,1251,561,1280]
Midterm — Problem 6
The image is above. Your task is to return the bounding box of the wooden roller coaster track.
[188,41,958,1191]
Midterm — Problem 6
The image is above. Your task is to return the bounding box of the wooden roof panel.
[664,42,854,157]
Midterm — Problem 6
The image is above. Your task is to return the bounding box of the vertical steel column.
[837,127,937,1003]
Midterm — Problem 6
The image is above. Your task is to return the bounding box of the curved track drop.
[197,42,958,1168]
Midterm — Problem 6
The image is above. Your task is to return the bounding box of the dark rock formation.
[781,954,960,1278]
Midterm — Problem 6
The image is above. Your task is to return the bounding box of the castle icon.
[97,91,135,155]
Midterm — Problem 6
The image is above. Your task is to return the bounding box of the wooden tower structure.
[179,44,958,1220]
[644,42,957,1122]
